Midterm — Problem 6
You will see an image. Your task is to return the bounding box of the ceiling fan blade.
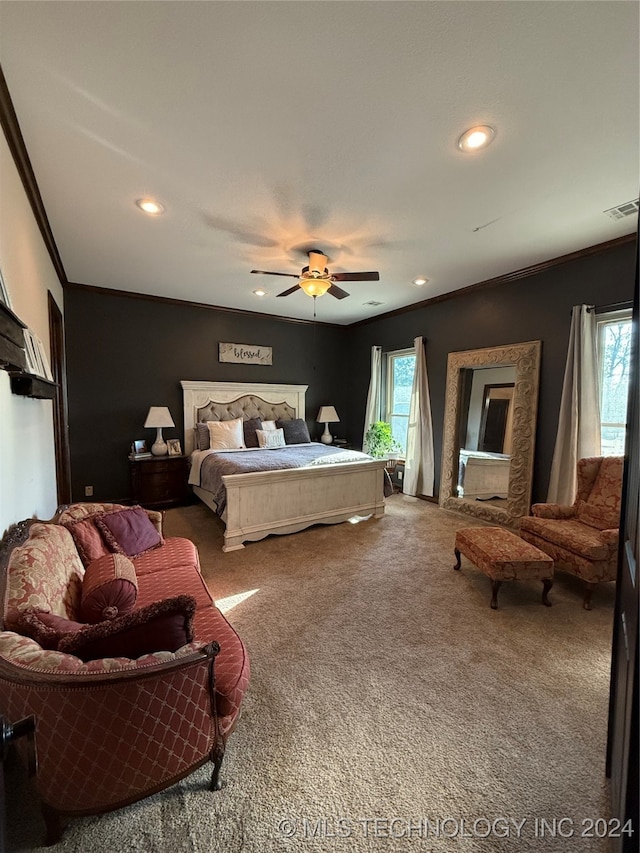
[331,271,380,282]
[251,270,300,278]
[276,284,302,297]
[328,284,350,299]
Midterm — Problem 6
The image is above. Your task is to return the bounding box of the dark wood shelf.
[9,372,57,399]
[0,301,28,373]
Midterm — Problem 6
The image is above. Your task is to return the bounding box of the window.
[385,349,416,455]
[597,310,632,455]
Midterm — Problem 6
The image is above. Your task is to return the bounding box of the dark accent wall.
[344,240,637,503]
[64,288,349,502]
[65,239,636,506]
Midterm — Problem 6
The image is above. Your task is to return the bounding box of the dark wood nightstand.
[129,455,190,508]
[332,439,354,450]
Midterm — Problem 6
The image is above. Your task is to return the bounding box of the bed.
[457,449,511,500]
[181,381,387,551]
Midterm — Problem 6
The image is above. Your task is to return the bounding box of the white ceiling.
[1,1,638,325]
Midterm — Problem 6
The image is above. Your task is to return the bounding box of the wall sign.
[219,342,272,365]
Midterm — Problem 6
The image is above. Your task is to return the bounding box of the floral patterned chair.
[520,456,624,609]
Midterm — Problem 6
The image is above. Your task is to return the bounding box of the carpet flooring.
[5,496,617,852]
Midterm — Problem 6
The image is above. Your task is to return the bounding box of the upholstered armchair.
[520,456,624,609]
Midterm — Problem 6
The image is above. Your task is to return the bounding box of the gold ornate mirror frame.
[439,340,542,528]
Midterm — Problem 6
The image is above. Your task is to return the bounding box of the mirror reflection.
[456,366,516,505]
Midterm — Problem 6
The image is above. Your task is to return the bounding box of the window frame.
[384,347,416,455]
[596,307,633,456]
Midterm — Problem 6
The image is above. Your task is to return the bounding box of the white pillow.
[207,418,245,450]
[260,420,277,431]
[256,427,286,448]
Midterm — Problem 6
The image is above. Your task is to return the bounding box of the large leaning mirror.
[439,340,541,528]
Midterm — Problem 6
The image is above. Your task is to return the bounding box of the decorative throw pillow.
[95,507,163,558]
[276,417,311,444]
[57,595,196,661]
[17,609,85,650]
[207,418,245,451]
[80,553,138,623]
[242,417,263,449]
[62,515,111,567]
[260,420,277,431]
[195,421,211,451]
[256,427,286,449]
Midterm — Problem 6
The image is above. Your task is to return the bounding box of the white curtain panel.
[403,336,435,497]
[547,304,601,504]
[362,346,382,452]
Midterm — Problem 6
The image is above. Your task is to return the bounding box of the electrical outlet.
[84,485,93,497]
[397,470,403,481]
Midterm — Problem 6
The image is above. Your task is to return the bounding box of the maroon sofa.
[0,502,250,844]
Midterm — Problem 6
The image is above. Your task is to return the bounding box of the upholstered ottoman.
[454,527,554,609]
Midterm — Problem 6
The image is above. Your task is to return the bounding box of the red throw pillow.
[17,609,85,650]
[94,507,163,558]
[80,553,138,623]
[62,515,111,567]
[57,595,196,661]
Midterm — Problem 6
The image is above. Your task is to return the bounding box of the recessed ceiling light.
[457,125,495,153]
[253,288,267,297]
[135,198,165,215]
[413,276,429,286]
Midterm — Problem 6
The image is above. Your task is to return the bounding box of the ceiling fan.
[251,249,380,299]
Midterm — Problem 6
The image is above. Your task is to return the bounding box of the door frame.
[48,291,71,505]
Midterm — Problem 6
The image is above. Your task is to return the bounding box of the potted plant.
[364,421,402,459]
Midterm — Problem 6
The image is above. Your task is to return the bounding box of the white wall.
[0,131,64,534]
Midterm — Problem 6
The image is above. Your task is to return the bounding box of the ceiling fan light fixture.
[251,249,378,301]
[299,277,331,298]
[457,125,495,153]
[253,288,267,297]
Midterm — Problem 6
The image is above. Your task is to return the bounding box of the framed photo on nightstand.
[129,439,152,460]
[167,439,182,456]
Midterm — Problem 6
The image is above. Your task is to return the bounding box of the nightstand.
[332,438,354,450]
[129,455,190,508]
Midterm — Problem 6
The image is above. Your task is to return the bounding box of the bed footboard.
[218,460,386,551]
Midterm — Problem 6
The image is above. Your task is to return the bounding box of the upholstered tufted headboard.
[180,381,308,455]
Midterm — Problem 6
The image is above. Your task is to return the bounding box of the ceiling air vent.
[363,300,383,306]
[604,199,639,220]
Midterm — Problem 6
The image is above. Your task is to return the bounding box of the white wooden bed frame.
[181,381,386,551]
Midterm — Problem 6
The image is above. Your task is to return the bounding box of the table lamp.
[317,405,340,445]
[144,406,175,456]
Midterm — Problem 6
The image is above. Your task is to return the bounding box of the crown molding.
[63,280,344,329]
[349,233,637,328]
[0,64,68,286]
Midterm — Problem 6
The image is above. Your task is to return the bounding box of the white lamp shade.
[317,406,339,424]
[144,406,175,428]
